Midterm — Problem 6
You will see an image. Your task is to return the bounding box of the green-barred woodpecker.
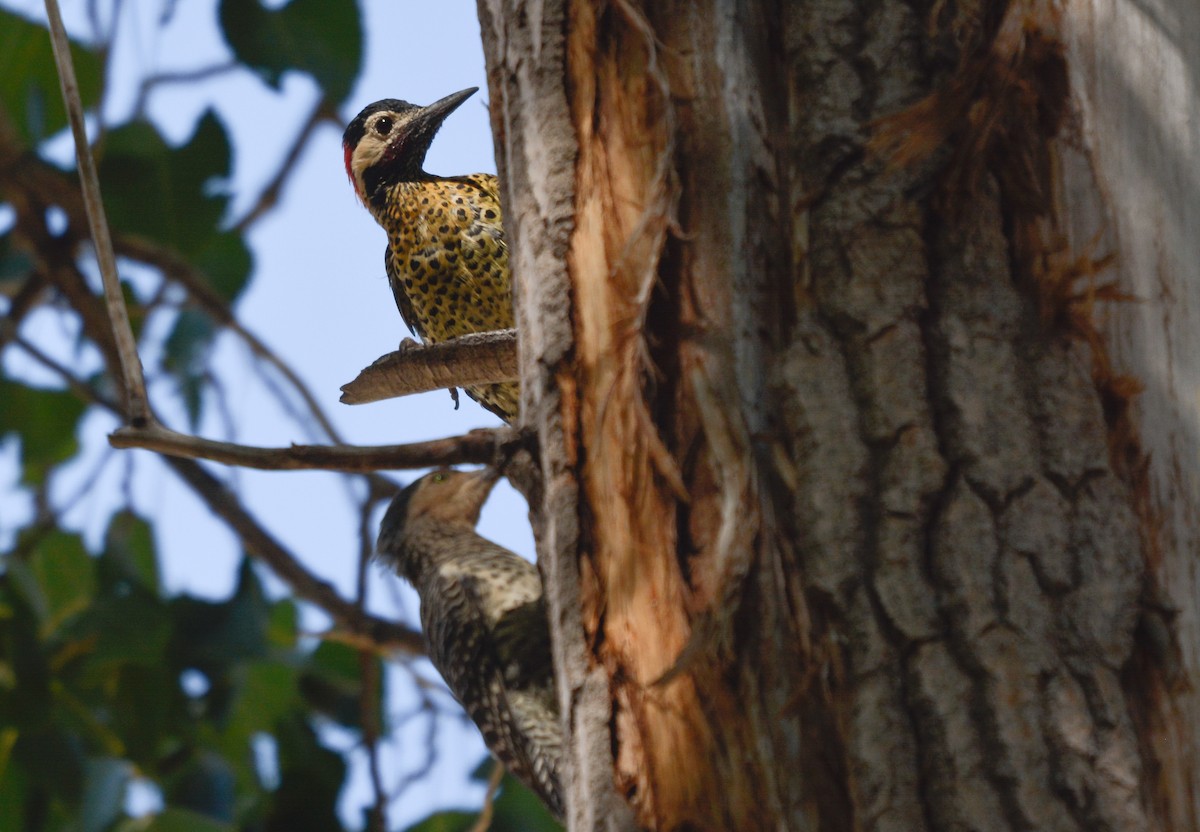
[376,468,563,818]
[342,88,517,422]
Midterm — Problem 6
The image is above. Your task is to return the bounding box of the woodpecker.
[343,88,518,422]
[376,468,563,818]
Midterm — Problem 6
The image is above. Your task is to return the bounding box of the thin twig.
[358,650,388,832]
[233,97,335,234]
[389,684,442,800]
[341,330,518,405]
[44,0,150,425]
[0,274,49,351]
[4,144,349,448]
[8,321,421,654]
[10,330,116,411]
[2,51,435,664]
[55,443,117,520]
[109,422,512,472]
[353,486,388,830]
[132,61,240,120]
[469,761,507,832]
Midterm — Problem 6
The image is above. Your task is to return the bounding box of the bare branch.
[341,330,518,405]
[31,260,127,394]
[4,41,441,664]
[1,143,350,448]
[359,648,388,832]
[9,329,116,411]
[132,61,240,120]
[44,0,150,425]
[109,422,513,472]
[8,320,422,654]
[355,481,388,832]
[233,97,335,234]
[389,685,443,800]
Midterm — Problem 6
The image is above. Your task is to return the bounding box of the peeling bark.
[477,0,1194,829]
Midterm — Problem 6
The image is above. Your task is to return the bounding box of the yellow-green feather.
[373,173,518,422]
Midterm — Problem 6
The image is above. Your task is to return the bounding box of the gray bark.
[1062,0,1200,827]
[477,0,1194,829]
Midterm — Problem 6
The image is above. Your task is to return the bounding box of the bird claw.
[448,387,460,410]
[396,337,420,353]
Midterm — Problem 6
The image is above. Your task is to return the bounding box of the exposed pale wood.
[339,330,517,404]
[476,0,636,829]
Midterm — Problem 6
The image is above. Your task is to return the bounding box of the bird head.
[377,467,501,561]
[342,87,478,207]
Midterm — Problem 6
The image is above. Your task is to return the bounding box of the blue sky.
[0,0,533,826]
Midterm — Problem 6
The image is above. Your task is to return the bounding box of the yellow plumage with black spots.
[343,88,518,422]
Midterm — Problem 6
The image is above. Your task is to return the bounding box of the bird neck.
[364,164,436,210]
[394,520,482,583]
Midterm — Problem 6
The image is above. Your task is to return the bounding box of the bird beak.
[459,466,501,522]
[468,465,501,495]
[411,87,478,135]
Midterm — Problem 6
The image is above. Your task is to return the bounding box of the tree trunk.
[1061,0,1200,827]
[476,0,1198,829]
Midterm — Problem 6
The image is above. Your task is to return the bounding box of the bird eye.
[374,116,393,136]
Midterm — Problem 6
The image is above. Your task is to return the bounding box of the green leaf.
[401,811,476,832]
[98,112,250,302]
[81,757,131,832]
[0,377,87,485]
[23,531,95,638]
[267,598,298,650]
[218,0,363,103]
[163,308,217,429]
[489,773,564,832]
[108,664,186,765]
[193,233,252,303]
[101,113,228,249]
[103,511,160,593]
[470,758,563,832]
[173,560,272,670]
[87,581,172,669]
[217,660,298,766]
[0,744,27,832]
[267,715,347,832]
[297,640,379,729]
[139,807,236,832]
[14,725,86,804]
[0,575,51,722]
[0,232,34,283]
[0,10,103,146]
[166,751,237,823]
[307,639,360,684]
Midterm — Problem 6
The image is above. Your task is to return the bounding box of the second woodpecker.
[343,88,517,422]
[377,468,563,818]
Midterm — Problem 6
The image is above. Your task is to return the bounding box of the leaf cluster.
[1,514,366,832]
[0,2,553,830]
